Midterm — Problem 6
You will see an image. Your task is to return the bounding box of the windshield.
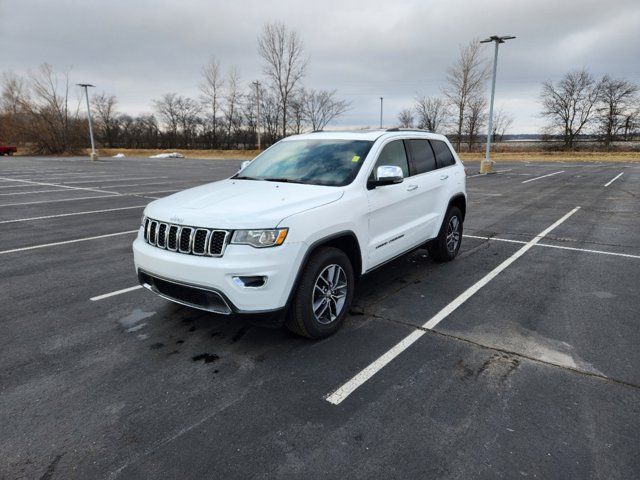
[234,139,374,186]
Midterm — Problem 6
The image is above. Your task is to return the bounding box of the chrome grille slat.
[167,225,179,251]
[143,218,229,257]
[148,221,158,246]
[157,223,168,248]
[192,229,209,255]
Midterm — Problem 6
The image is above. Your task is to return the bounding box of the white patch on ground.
[118,309,155,334]
[126,322,147,333]
[456,323,603,375]
[112,153,126,158]
[149,152,184,158]
[592,291,616,299]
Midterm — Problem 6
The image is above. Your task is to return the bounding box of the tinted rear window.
[407,139,436,174]
[430,140,456,168]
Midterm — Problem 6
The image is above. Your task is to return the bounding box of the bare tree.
[540,69,600,149]
[0,72,27,143]
[464,95,487,150]
[223,66,243,147]
[154,93,181,147]
[397,108,414,128]
[175,96,201,148]
[302,89,350,131]
[288,89,306,134]
[14,64,84,154]
[443,40,490,150]
[200,57,224,148]
[621,108,639,141]
[257,22,307,137]
[596,75,638,147]
[414,96,449,132]
[259,87,282,146]
[91,92,119,147]
[492,106,514,142]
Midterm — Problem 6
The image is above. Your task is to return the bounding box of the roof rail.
[385,127,433,133]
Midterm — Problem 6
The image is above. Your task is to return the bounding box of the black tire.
[428,206,463,262]
[285,247,355,339]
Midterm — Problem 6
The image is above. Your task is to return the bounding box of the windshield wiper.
[233,175,263,181]
[262,177,306,184]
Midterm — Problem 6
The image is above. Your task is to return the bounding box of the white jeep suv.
[133,129,466,339]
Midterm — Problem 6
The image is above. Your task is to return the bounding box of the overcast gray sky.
[2,0,639,133]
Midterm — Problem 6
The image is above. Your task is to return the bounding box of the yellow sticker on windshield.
[351,155,360,163]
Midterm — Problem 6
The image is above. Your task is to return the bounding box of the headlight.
[141,214,147,227]
[231,228,288,248]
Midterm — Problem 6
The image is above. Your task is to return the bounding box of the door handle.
[406,184,419,191]
[440,175,449,180]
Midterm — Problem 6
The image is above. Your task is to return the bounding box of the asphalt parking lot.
[1,155,639,479]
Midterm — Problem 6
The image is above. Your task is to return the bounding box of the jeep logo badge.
[170,215,184,224]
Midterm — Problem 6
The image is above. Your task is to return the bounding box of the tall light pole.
[77,83,97,161]
[479,35,515,174]
[252,81,261,150]
[379,97,384,128]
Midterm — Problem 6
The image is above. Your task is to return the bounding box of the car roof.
[283,129,450,143]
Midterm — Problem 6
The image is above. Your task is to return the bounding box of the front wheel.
[285,247,355,339]
[428,206,463,262]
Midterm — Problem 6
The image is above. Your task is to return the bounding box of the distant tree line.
[0,22,350,154]
[1,32,639,154]
[397,40,639,151]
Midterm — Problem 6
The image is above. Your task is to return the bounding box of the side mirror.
[369,165,404,188]
[239,160,251,172]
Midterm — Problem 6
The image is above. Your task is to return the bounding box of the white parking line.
[0,184,61,190]
[0,191,160,207]
[62,176,169,185]
[0,188,99,196]
[464,234,640,260]
[521,171,564,184]
[0,230,138,255]
[127,189,180,195]
[325,206,580,405]
[604,172,624,187]
[90,285,143,301]
[0,194,122,207]
[100,182,174,189]
[467,168,514,178]
[0,205,145,224]
[0,176,120,194]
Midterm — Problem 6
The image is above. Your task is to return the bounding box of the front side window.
[407,139,436,174]
[235,139,374,186]
[431,140,456,168]
[371,140,409,178]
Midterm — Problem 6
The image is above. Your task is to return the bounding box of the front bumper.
[132,230,305,313]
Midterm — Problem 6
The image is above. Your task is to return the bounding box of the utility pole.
[479,35,515,174]
[77,83,97,161]
[379,97,384,129]
[252,81,261,150]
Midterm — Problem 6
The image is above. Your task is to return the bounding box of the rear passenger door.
[405,139,446,240]
[429,139,460,230]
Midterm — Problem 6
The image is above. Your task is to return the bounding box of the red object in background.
[0,145,17,155]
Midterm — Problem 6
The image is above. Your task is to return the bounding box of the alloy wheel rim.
[446,216,461,253]
[312,264,348,325]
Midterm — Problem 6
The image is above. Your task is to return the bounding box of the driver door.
[365,140,418,268]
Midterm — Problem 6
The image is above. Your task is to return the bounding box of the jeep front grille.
[144,218,229,257]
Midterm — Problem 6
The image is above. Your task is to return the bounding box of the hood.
[144,178,343,229]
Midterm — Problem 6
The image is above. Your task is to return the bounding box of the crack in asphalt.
[465,228,639,251]
[361,310,640,392]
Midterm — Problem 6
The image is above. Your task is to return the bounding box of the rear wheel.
[428,206,463,262]
[285,247,354,339]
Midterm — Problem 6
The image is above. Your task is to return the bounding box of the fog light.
[232,276,267,288]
